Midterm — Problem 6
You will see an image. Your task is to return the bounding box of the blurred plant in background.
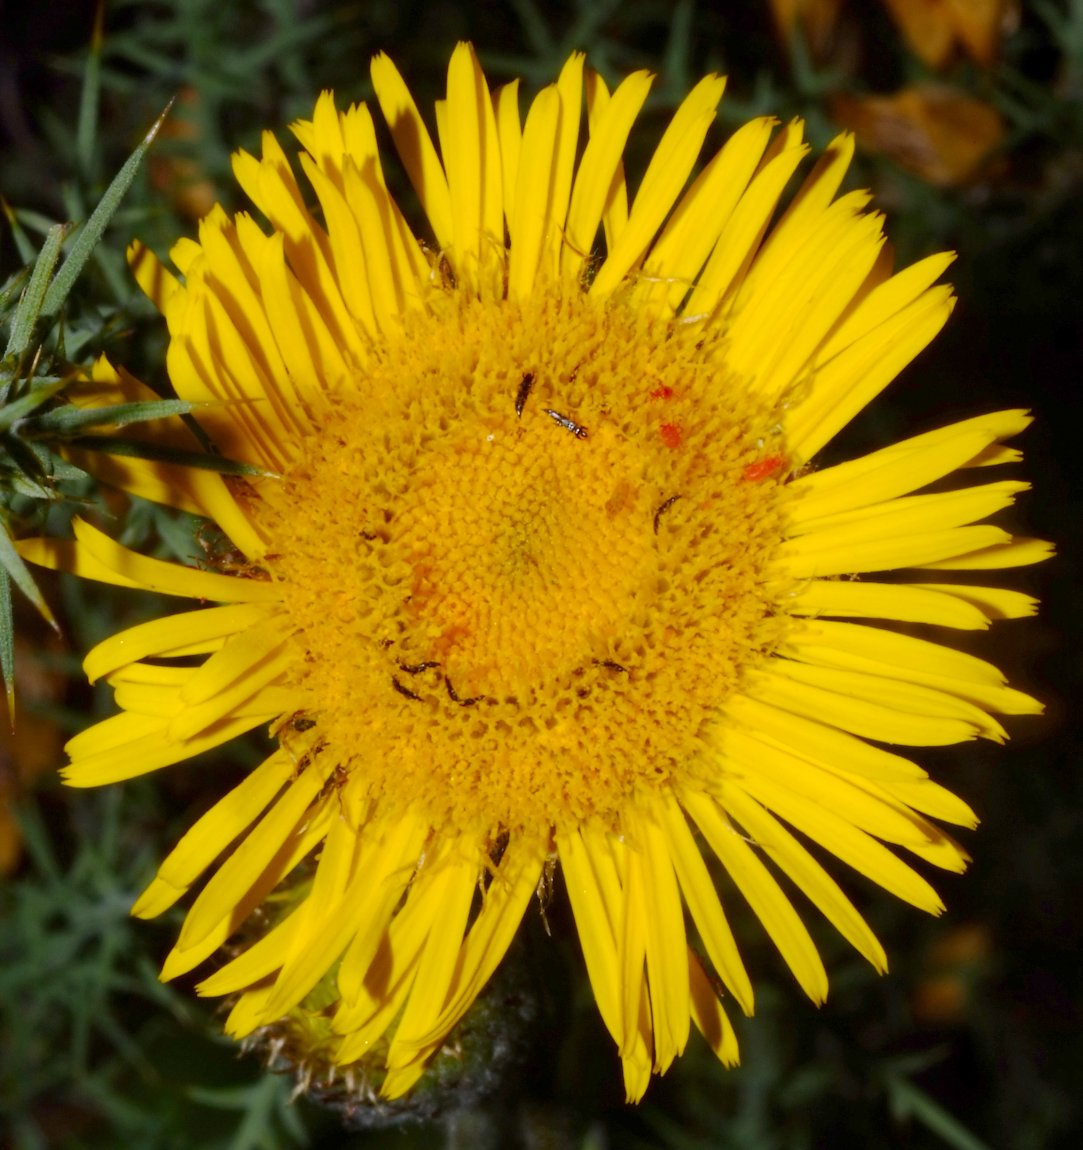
[0,2,1079,1149]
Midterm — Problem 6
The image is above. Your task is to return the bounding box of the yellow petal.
[558,825,623,1044]
[658,794,754,1015]
[132,749,297,918]
[400,836,545,1049]
[719,785,887,972]
[163,801,334,984]
[725,773,947,915]
[370,51,453,251]
[920,537,1053,569]
[754,661,995,745]
[727,694,929,782]
[633,116,776,314]
[70,517,282,603]
[493,80,522,238]
[688,952,740,1067]
[63,712,272,786]
[591,74,725,297]
[626,806,690,1072]
[83,604,274,683]
[683,789,829,1003]
[789,409,1032,522]
[385,837,480,1066]
[785,285,955,463]
[176,758,333,951]
[442,42,503,290]
[262,809,430,1019]
[684,130,809,320]
[782,578,994,629]
[507,86,561,300]
[566,70,651,269]
[544,52,584,273]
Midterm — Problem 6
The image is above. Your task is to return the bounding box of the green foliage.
[0,787,323,1150]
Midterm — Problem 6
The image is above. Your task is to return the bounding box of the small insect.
[653,494,682,534]
[658,422,683,449]
[391,677,423,701]
[594,659,629,674]
[489,829,510,869]
[399,660,441,675]
[287,736,326,780]
[195,522,249,574]
[445,675,483,706]
[274,710,318,755]
[649,384,673,400]
[544,408,589,439]
[515,371,536,417]
[317,762,350,807]
[742,455,785,482]
[536,853,558,936]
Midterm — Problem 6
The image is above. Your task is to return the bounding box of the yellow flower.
[21,44,1048,1102]
[881,0,1016,70]
[831,84,1006,187]
[768,0,847,59]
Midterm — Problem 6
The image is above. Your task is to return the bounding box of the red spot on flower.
[659,423,683,449]
[741,455,785,482]
[650,385,674,400]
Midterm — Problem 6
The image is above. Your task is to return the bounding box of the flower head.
[23,44,1048,1102]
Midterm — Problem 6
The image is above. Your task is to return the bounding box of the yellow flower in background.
[832,84,1006,187]
[770,0,1016,70]
[21,44,1048,1101]
[881,0,1017,70]
[768,0,847,58]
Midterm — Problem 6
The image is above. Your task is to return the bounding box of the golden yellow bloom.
[21,45,1048,1102]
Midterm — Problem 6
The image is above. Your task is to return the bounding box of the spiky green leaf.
[3,225,66,362]
[38,99,173,326]
[18,397,197,438]
[0,567,13,723]
[0,378,71,432]
[0,266,31,321]
[67,434,277,477]
[0,524,58,632]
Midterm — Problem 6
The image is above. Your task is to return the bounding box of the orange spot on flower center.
[741,455,785,482]
[659,422,683,449]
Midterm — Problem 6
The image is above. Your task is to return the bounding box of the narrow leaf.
[68,434,277,477]
[76,2,106,179]
[888,1074,993,1150]
[39,98,174,324]
[0,199,39,265]
[3,224,66,360]
[7,475,54,500]
[20,397,196,438]
[0,378,71,432]
[0,524,59,632]
[0,266,30,319]
[0,568,13,725]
